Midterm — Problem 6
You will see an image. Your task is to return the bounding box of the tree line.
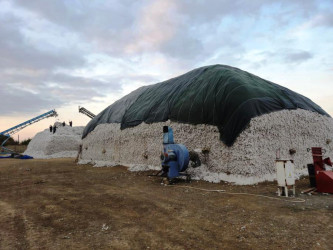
[0,135,31,146]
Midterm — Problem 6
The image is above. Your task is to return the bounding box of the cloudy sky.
[0,0,332,140]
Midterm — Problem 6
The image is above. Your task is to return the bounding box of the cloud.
[0,83,59,115]
[283,51,313,63]
[0,0,331,120]
[0,72,123,115]
[0,63,162,116]
[306,12,333,28]
[0,1,124,115]
[10,0,141,56]
[125,0,178,54]
[7,0,330,62]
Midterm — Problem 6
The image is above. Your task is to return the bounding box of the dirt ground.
[0,158,332,249]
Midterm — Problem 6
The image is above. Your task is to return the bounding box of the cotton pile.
[25,126,84,159]
[79,109,333,184]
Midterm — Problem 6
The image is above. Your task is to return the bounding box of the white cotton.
[78,109,333,185]
[24,126,84,159]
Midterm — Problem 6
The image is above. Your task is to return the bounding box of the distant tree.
[20,138,32,146]
[0,134,17,145]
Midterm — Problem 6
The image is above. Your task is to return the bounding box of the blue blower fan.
[160,126,190,179]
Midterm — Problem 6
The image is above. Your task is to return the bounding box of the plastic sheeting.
[82,65,329,146]
[0,154,33,159]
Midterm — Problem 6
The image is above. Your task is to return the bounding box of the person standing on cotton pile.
[49,125,53,132]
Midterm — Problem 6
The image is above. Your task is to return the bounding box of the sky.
[0,0,332,141]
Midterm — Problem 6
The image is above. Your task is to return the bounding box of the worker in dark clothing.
[69,121,72,127]
[49,125,53,132]
[53,126,57,134]
[62,121,65,127]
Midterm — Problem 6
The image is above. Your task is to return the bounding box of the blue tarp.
[0,155,12,158]
[19,155,34,159]
[0,154,34,159]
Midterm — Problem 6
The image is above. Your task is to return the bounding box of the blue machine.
[0,109,57,153]
[160,126,189,179]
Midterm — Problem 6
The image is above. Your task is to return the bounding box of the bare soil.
[0,158,332,249]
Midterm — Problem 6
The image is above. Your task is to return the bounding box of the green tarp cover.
[82,65,329,146]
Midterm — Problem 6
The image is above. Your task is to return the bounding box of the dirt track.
[0,158,332,249]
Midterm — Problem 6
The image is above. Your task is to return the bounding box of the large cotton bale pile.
[25,125,84,159]
[78,65,333,184]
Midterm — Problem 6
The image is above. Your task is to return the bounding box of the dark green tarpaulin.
[82,65,329,146]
